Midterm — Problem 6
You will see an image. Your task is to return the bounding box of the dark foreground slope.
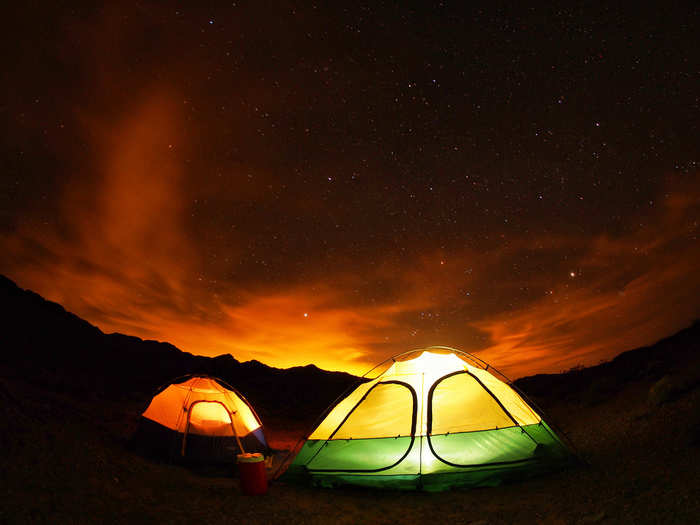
[1,275,699,523]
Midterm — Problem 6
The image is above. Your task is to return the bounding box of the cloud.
[1,4,698,378]
[3,146,698,378]
[474,178,700,378]
[2,89,201,324]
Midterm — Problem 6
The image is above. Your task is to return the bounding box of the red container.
[237,453,268,495]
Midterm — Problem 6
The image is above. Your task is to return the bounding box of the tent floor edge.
[293,457,573,492]
[132,417,268,465]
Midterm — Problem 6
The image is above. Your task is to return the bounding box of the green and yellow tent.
[283,347,573,491]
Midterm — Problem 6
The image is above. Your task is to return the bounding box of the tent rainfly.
[136,375,268,462]
[283,347,574,491]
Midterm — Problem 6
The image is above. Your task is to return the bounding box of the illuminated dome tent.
[283,347,573,491]
[137,375,268,462]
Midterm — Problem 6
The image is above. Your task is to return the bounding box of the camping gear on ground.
[237,453,268,495]
[135,375,269,462]
[282,347,574,491]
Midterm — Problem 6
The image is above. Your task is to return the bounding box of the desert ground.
[2,364,699,525]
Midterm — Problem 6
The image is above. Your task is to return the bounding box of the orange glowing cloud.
[2,155,699,377]
[2,91,199,331]
[3,140,699,378]
[474,181,700,378]
[0,88,430,374]
[2,69,699,378]
[2,4,699,382]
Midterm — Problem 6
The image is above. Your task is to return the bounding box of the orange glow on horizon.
[1,89,699,379]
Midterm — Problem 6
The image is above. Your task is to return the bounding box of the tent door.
[181,400,244,457]
[307,380,417,472]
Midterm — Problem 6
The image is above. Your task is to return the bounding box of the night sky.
[1,3,698,377]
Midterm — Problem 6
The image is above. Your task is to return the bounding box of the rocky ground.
[1,366,699,524]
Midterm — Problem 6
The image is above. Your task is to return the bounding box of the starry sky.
[1,3,698,377]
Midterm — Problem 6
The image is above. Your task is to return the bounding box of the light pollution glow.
[2,93,698,378]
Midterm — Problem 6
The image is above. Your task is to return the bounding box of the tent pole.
[181,405,193,457]
[229,411,246,455]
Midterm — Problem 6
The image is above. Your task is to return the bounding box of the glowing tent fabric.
[136,376,268,462]
[284,348,573,491]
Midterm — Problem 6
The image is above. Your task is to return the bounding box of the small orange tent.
[135,375,268,462]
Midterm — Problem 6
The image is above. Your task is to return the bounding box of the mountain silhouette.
[0,274,359,422]
[1,273,698,419]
